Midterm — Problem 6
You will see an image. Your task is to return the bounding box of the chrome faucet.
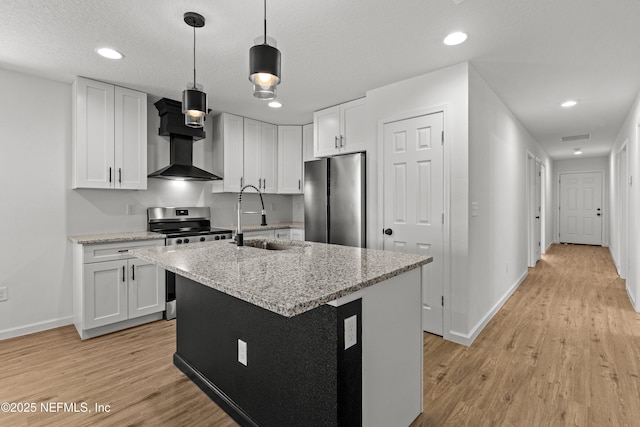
[236,184,267,246]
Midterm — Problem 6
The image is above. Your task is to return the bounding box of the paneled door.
[535,160,542,261]
[383,112,444,335]
[559,172,603,245]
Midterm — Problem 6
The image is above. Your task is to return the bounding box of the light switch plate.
[344,315,357,350]
[238,339,247,366]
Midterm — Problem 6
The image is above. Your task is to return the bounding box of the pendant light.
[182,12,207,128]
[249,0,281,99]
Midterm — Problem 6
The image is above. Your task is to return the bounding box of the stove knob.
[200,237,206,242]
[214,235,220,240]
[176,239,182,244]
[221,235,226,240]
[184,238,190,244]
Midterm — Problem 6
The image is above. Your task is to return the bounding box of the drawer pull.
[118,249,129,253]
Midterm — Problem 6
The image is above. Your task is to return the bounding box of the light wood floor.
[412,243,640,426]
[1,244,638,426]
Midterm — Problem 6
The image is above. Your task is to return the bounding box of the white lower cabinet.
[274,229,291,239]
[290,229,305,241]
[73,239,165,339]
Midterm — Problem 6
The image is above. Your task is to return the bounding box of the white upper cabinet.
[243,118,261,190]
[313,97,366,157]
[261,122,278,193]
[72,77,147,190]
[302,123,316,162]
[243,118,278,194]
[212,113,244,193]
[278,125,303,194]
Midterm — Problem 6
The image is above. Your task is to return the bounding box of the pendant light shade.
[249,0,281,100]
[182,87,207,128]
[182,12,207,128]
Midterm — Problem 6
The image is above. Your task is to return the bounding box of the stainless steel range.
[147,207,233,319]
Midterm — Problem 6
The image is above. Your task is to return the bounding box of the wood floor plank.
[2,244,639,426]
[411,244,640,427]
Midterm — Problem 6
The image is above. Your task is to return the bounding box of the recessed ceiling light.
[574,148,583,155]
[561,100,577,108]
[96,47,124,60]
[268,101,282,108]
[443,32,468,46]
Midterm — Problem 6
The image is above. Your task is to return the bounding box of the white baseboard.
[445,270,528,347]
[545,241,554,253]
[627,285,638,312]
[0,316,73,341]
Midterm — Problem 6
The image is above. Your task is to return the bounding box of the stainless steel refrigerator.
[304,152,366,247]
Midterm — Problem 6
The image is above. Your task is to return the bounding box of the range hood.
[148,98,221,181]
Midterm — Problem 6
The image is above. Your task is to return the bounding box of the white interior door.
[534,161,542,261]
[383,112,444,335]
[559,172,603,245]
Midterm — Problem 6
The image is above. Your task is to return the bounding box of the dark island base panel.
[175,275,362,427]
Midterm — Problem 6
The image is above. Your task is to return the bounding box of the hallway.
[419,244,640,426]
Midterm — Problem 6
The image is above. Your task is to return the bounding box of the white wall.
[552,157,609,246]
[609,88,640,312]
[0,69,73,338]
[365,62,470,341]
[0,68,296,339]
[467,65,552,342]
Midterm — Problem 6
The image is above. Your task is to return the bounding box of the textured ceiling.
[1,0,639,159]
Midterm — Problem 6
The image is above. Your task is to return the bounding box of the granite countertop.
[68,231,166,245]
[130,239,432,317]
[215,222,304,233]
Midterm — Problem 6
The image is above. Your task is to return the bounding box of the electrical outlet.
[238,339,247,366]
[344,315,357,350]
[270,203,275,212]
[126,204,135,215]
[0,287,7,302]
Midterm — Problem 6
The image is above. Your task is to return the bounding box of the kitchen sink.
[232,240,297,251]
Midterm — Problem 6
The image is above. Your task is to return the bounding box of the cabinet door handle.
[122,266,125,282]
[335,136,338,149]
[263,178,266,189]
[118,168,122,184]
[109,167,112,183]
[298,179,301,190]
[131,265,135,281]
[240,177,243,188]
[340,135,344,148]
[259,178,262,189]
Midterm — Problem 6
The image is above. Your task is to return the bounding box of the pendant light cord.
[263,0,267,44]
[193,25,197,89]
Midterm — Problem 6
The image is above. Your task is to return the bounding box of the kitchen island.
[131,239,431,427]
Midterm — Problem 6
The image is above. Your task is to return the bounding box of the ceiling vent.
[561,134,590,142]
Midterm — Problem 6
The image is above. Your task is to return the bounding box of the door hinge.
[441,296,444,307]
[441,130,444,145]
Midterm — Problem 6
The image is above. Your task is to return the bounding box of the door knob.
[535,216,540,219]
[384,228,393,235]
